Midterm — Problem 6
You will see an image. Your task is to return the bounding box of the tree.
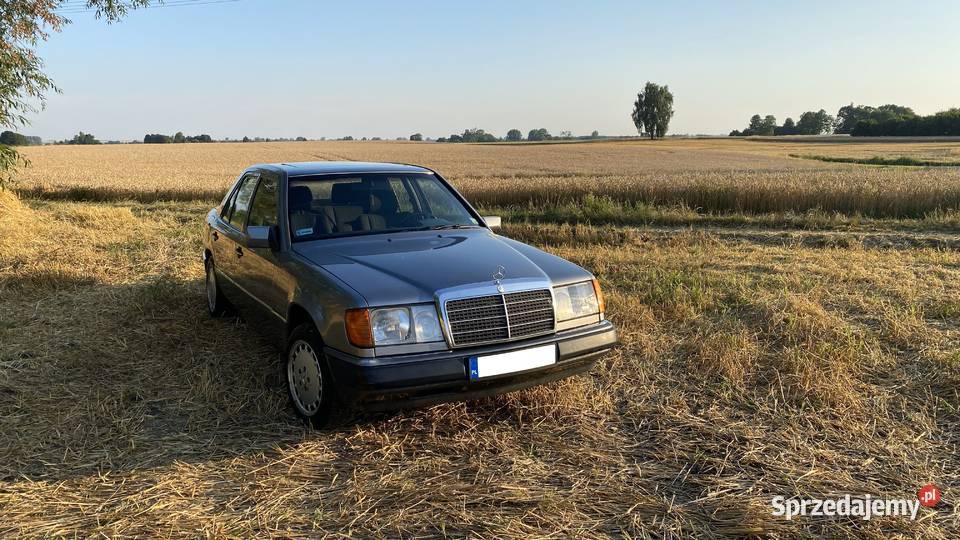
[0,1,152,188]
[591,130,600,138]
[459,128,497,142]
[0,131,31,146]
[631,82,675,139]
[409,133,423,141]
[850,107,960,136]
[761,115,777,135]
[527,128,551,141]
[505,129,523,141]
[173,131,185,143]
[741,114,776,136]
[68,131,100,145]
[795,109,835,135]
[835,103,916,134]
[144,133,172,143]
[774,118,797,136]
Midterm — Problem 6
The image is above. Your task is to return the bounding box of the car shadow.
[0,274,594,484]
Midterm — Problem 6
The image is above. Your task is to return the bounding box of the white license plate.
[468,344,557,380]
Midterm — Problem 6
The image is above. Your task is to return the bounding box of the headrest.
[367,192,382,213]
[289,186,313,211]
[369,189,397,213]
[331,183,355,204]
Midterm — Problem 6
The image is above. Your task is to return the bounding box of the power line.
[53,0,240,15]
[55,0,239,11]
[55,0,238,7]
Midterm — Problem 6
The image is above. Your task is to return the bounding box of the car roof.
[251,161,433,177]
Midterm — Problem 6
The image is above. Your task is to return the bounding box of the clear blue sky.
[25,0,960,141]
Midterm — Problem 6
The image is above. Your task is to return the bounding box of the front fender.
[286,252,372,358]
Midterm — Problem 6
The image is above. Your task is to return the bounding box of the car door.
[215,172,259,303]
[234,171,292,334]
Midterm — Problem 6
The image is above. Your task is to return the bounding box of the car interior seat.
[320,183,364,233]
[289,185,318,237]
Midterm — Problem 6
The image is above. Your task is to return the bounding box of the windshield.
[288,172,480,241]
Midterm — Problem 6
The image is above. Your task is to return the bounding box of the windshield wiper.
[427,224,477,230]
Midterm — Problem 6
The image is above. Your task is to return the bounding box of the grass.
[2,139,960,536]
[791,153,960,167]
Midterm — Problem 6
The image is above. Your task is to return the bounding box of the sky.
[23,0,960,141]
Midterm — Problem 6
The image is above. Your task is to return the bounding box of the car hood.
[293,229,589,306]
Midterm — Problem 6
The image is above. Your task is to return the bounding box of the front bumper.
[324,320,618,411]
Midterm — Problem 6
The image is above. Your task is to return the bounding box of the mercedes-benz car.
[202,162,618,426]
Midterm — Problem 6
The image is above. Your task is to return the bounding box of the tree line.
[432,128,607,143]
[413,82,676,142]
[729,110,834,136]
[54,132,101,145]
[838,105,960,136]
[144,132,213,143]
[731,104,960,137]
[0,131,41,146]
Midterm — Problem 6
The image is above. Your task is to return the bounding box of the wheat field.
[1,139,959,537]
[15,139,960,219]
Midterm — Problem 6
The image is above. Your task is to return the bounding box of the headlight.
[412,305,443,342]
[553,280,603,322]
[345,305,444,347]
[370,308,411,345]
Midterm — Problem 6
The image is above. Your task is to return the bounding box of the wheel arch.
[286,303,319,339]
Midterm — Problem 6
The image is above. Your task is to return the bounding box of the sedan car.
[203,162,618,426]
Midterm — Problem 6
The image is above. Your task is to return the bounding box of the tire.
[285,323,336,428]
[205,258,232,317]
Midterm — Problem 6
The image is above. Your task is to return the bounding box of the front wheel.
[286,324,336,428]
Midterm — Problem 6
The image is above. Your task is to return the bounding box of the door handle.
[212,230,219,241]
[235,246,243,257]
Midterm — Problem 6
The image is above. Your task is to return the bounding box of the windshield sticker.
[295,227,313,237]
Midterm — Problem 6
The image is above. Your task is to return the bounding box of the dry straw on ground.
[1,140,959,537]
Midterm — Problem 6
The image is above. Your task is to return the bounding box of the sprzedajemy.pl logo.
[771,484,942,521]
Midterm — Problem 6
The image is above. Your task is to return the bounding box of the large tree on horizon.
[796,109,835,135]
[631,82,675,139]
[0,0,151,188]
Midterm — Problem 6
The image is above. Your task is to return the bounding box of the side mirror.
[482,216,502,229]
[246,225,279,251]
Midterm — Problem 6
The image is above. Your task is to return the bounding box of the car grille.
[445,289,555,346]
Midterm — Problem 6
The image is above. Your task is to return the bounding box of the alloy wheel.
[287,340,323,416]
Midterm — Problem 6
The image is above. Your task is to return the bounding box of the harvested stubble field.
[1,139,959,537]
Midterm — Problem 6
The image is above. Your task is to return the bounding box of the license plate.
[468,344,557,380]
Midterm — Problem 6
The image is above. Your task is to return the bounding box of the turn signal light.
[592,278,606,319]
[345,308,374,348]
